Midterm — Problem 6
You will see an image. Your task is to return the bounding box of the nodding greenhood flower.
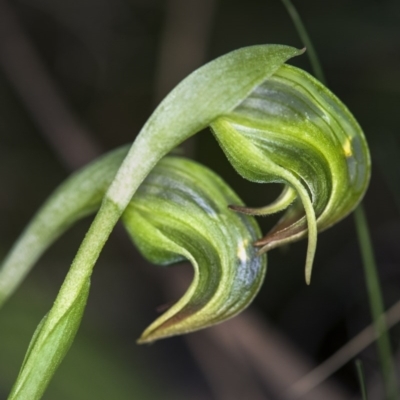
[123,156,265,343]
[211,64,370,283]
[0,44,370,400]
[0,148,265,345]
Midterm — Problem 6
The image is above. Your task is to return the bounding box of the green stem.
[355,359,368,400]
[280,0,398,398]
[354,206,398,400]
[49,199,120,316]
[7,199,121,399]
[280,0,326,84]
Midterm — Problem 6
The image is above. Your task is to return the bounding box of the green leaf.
[211,64,371,283]
[123,157,266,343]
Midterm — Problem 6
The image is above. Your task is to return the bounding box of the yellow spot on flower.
[237,240,249,263]
[343,138,352,157]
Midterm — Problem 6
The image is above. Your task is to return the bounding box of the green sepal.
[122,157,266,343]
[211,64,371,283]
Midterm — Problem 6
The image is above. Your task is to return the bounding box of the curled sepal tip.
[211,64,371,283]
[122,157,266,343]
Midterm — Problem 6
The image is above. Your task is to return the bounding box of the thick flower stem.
[50,199,121,316]
[8,198,122,400]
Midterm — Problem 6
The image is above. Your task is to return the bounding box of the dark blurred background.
[0,0,399,399]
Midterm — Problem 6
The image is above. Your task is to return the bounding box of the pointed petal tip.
[136,335,152,345]
[136,329,162,345]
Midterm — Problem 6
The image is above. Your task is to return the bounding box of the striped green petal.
[211,64,371,283]
[123,157,266,343]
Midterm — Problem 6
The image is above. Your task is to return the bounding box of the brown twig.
[215,311,350,400]
[165,267,351,400]
[287,299,400,399]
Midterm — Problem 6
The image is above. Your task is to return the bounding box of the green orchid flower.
[0,44,370,400]
[211,63,370,283]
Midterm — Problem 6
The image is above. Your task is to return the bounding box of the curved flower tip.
[211,64,371,283]
[122,157,266,343]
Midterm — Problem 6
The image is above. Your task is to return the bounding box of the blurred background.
[0,0,399,399]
